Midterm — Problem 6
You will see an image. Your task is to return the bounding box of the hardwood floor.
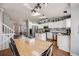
[0,40,70,56]
[0,48,12,56]
[52,41,70,56]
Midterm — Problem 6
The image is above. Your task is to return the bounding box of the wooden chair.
[9,43,14,56]
[11,42,19,56]
[10,38,14,44]
[41,44,53,56]
[9,39,19,56]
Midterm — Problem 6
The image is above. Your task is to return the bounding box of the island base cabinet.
[57,34,70,52]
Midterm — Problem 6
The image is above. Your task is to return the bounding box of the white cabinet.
[47,32,53,39]
[40,33,46,41]
[57,34,70,52]
[35,33,46,41]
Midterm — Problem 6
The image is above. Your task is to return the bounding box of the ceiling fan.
[24,3,40,16]
[31,3,48,16]
[24,3,48,16]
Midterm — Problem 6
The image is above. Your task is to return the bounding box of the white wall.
[71,4,79,55]
[19,20,26,32]
[28,20,38,36]
[0,9,3,34]
[28,21,38,29]
[3,13,13,29]
[0,8,3,50]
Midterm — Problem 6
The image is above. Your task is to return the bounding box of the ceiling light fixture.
[40,16,46,19]
[31,9,36,13]
[39,14,46,19]
[31,3,42,16]
[32,12,41,16]
[34,3,41,11]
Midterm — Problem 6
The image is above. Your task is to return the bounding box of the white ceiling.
[0,3,71,23]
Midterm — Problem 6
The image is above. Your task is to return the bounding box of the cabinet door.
[47,32,52,39]
[57,35,69,52]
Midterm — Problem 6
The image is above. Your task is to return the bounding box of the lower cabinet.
[57,34,70,52]
[35,33,46,41]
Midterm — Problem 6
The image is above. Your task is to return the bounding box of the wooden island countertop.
[14,39,52,56]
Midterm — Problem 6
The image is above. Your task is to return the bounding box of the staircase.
[0,23,14,50]
[0,8,15,50]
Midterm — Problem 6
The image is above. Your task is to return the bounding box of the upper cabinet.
[38,20,67,29]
